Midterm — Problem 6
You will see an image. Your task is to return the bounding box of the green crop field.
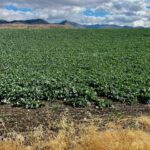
[0,29,150,109]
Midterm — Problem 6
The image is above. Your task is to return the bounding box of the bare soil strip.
[0,24,70,29]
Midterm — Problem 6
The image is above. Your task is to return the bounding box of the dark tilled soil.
[0,102,149,135]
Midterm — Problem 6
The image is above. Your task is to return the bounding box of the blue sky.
[83,9,109,17]
[0,0,150,27]
[4,5,32,12]
[4,4,109,17]
[146,6,150,9]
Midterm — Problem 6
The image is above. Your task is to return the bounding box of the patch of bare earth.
[0,102,150,150]
[0,102,149,133]
[0,24,71,29]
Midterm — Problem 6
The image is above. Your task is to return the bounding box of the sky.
[0,0,150,27]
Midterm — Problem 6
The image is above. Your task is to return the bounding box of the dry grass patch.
[75,128,150,150]
[136,116,150,126]
[0,116,150,150]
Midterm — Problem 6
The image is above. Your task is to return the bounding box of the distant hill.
[0,19,145,29]
[58,20,133,29]
[0,20,8,24]
[84,24,133,29]
[0,19,49,25]
[59,20,85,28]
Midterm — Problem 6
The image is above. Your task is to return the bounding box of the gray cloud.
[0,0,150,26]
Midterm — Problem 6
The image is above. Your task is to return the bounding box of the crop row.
[0,29,150,108]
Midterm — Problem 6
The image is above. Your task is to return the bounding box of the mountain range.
[0,19,145,29]
[0,19,49,25]
[59,20,134,29]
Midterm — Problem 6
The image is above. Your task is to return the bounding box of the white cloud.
[133,20,145,27]
[0,0,150,26]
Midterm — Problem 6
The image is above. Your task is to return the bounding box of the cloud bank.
[0,0,150,26]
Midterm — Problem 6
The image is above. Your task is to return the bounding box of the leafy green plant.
[64,97,91,107]
[0,29,149,108]
[95,99,112,109]
[13,98,44,109]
